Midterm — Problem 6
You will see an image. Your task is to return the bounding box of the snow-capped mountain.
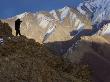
[49,10,59,20]
[77,0,110,23]
[77,0,110,35]
[58,6,70,21]
[3,6,91,43]
[99,23,110,35]
[16,12,29,19]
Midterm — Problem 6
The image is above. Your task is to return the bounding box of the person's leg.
[18,30,21,36]
[16,30,19,36]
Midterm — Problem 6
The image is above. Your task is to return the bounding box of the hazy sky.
[0,0,82,19]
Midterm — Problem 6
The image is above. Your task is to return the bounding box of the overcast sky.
[0,0,82,19]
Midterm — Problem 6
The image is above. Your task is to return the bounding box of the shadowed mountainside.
[80,41,110,82]
[44,36,110,82]
[44,20,110,55]
[70,20,110,37]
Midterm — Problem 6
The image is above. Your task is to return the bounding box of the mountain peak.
[16,12,29,19]
[77,0,110,23]
[49,10,59,20]
[58,6,71,21]
[58,6,70,12]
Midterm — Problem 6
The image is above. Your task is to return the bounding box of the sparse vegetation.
[0,21,12,37]
[0,20,92,82]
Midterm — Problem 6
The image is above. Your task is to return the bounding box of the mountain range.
[2,6,91,43]
[1,0,110,82]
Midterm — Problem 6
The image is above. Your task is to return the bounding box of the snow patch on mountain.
[43,23,56,43]
[78,0,110,24]
[84,3,93,13]
[69,12,78,25]
[46,24,56,35]
[77,3,86,15]
[75,19,81,27]
[77,23,84,31]
[69,12,77,20]
[58,6,70,21]
[101,23,110,35]
[37,13,54,28]
[50,10,59,20]
[75,23,85,36]
[16,12,28,19]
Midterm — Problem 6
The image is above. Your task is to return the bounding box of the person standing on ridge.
[15,19,22,36]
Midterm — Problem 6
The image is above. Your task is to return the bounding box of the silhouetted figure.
[15,19,22,36]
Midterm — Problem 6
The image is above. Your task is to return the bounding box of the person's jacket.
[15,19,22,30]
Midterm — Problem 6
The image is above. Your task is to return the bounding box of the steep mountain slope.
[0,20,92,82]
[77,0,110,23]
[99,23,110,35]
[64,35,110,82]
[3,6,91,43]
[77,0,110,35]
[103,35,110,42]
